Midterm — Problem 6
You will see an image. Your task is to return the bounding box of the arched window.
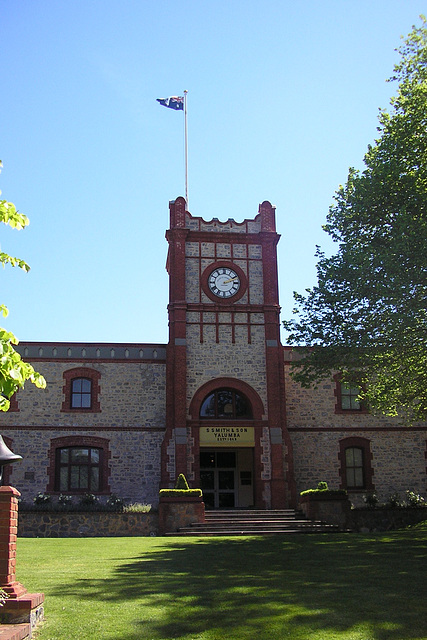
[200,389,252,419]
[338,437,374,491]
[61,367,101,413]
[345,447,364,488]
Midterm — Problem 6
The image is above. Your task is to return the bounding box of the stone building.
[0,198,426,508]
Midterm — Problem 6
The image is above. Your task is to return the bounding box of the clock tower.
[162,197,296,508]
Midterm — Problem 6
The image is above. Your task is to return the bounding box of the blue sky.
[1,1,425,345]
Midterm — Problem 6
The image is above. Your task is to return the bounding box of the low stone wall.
[18,511,158,537]
[348,507,427,532]
[158,496,205,535]
[299,493,351,529]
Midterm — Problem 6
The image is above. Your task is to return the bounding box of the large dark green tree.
[284,17,427,422]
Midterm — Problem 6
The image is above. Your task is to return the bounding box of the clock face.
[208,267,241,298]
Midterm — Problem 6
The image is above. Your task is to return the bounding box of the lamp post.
[0,435,22,485]
[0,434,44,633]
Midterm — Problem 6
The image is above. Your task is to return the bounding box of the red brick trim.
[61,367,101,413]
[338,436,374,492]
[189,377,264,420]
[46,435,110,494]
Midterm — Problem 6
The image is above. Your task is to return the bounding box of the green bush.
[79,493,99,507]
[300,488,347,497]
[405,491,426,507]
[386,493,403,508]
[123,503,152,513]
[159,488,203,498]
[106,494,124,510]
[317,481,329,491]
[33,492,51,505]
[175,474,190,490]
[363,492,379,507]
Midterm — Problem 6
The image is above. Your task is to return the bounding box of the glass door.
[200,451,236,509]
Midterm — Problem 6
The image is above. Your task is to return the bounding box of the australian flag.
[157,96,184,111]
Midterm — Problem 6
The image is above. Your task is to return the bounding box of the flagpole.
[184,90,188,207]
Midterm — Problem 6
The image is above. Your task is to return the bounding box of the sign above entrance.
[200,426,255,447]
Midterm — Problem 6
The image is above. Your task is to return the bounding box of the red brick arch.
[189,377,264,420]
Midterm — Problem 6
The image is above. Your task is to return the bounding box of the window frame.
[61,367,101,413]
[47,436,110,495]
[334,374,368,415]
[338,437,374,492]
[55,446,102,493]
[199,388,253,420]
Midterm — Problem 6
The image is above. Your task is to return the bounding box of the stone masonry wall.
[3,428,164,505]
[285,364,427,505]
[0,360,166,429]
[0,358,167,504]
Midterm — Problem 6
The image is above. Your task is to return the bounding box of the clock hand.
[223,276,238,284]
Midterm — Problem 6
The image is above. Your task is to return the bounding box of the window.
[47,436,110,494]
[340,384,361,410]
[345,447,364,488]
[200,389,252,419]
[71,378,92,408]
[338,437,374,491]
[334,374,367,414]
[61,367,101,413]
[56,446,101,492]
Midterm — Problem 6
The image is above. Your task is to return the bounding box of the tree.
[0,161,46,411]
[283,17,427,423]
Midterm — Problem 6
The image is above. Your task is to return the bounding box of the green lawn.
[16,525,427,640]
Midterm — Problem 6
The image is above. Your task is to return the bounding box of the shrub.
[386,493,403,508]
[159,488,203,498]
[58,494,73,507]
[33,492,51,505]
[78,493,99,507]
[124,503,152,513]
[405,491,426,507]
[106,494,124,510]
[317,481,329,491]
[363,492,379,507]
[175,474,190,490]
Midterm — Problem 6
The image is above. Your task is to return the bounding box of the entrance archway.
[190,378,264,509]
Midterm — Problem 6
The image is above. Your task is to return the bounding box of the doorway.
[200,449,254,509]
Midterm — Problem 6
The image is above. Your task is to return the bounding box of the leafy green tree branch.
[0,161,46,411]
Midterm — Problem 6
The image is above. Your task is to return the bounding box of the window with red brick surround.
[61,367,101,413]
[189,378,264,420]
[47,435,110,494]
[338,437,374,492]
[334,374,368,414]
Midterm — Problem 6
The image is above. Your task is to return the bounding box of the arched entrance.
[190,379,264,509]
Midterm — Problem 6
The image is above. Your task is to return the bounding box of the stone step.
[167,508,341,537]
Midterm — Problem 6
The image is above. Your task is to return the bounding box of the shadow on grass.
[59,530,427,640]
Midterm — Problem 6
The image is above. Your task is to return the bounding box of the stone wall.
[0,359,166,429]
[285,361,427,505]
[18,511,158,537]
[0,352,167,504]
